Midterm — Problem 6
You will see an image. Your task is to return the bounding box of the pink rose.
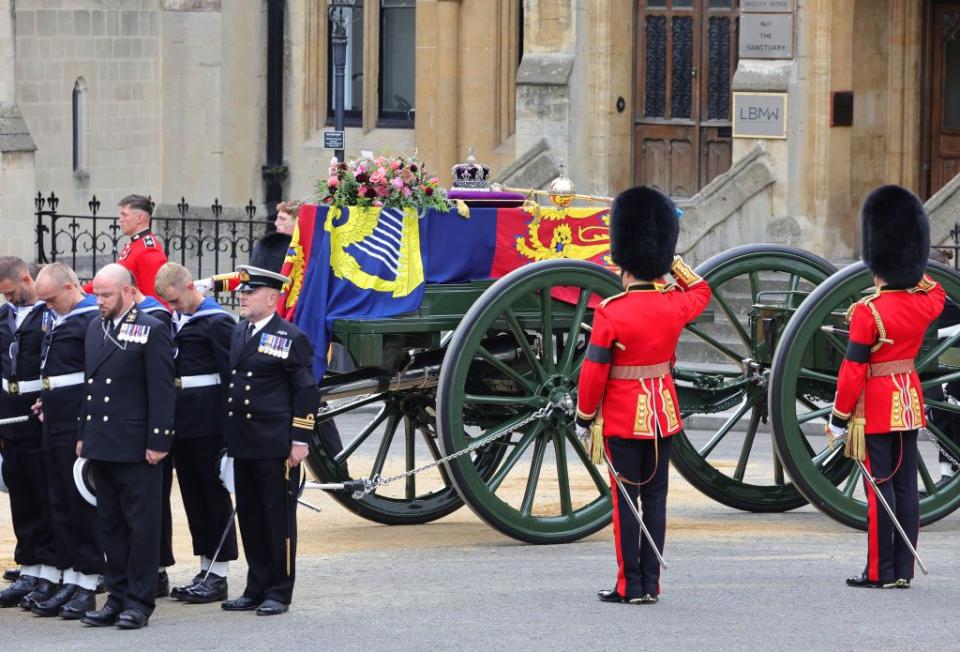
[357,164,367,174]
[373,200,383,207]
[375,184,390,197]
[327,176,340,188]
[370,170,386,185]
[390,160,401,171]
[390,177,405,189]
[429,177,440,185]
[402,186,412,197]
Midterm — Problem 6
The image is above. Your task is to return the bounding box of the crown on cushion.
[451,147,490,189]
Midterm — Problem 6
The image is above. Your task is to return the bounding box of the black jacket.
[226,314,319,459]
[173,298,236,441]
[0,301,48,441]
[78,305,176,462]
[40,295,99,439]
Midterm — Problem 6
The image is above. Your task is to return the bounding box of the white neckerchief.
[51,298,98,330]
[174,306,231,333]
[14,301,45,330]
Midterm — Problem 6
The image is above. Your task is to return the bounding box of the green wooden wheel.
[670,244,839,512]
[306,390,505,525]
[437,260,622,544]
[770,261,960,530]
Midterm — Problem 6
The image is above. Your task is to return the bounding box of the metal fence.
[935,227,960,270]
[34,192,270,295]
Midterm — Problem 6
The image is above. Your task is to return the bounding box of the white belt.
[2,378,43,395]
[176,373,221,390]
[40,372,86,391]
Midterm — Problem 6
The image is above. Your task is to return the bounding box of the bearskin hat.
[249,231,292,274]
[609,186,679,280]
[861,185,929,289]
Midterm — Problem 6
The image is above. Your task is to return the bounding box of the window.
[326,4,364,126]
[72,78,87,173]
[378,0,416,126]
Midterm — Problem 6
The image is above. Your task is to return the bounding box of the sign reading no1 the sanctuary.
[739,13,794,59]
[733,93,788,139]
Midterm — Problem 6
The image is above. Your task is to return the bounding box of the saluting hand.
[146,449,168,465]
[288,443,309,468]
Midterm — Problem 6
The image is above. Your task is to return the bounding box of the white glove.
[576,424,590,442]
[193,277,213,294]
[826,423,846,447]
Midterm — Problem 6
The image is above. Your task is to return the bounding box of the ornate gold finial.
[548,159,576,208]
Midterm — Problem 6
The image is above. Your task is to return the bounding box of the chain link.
[920,428,960,470]
[354,403,558,498]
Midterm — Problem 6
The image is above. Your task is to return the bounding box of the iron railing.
[35,192,270,298]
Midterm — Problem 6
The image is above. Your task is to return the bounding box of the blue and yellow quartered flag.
[293,205,425,379]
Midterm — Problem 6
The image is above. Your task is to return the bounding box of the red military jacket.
[576,273,711,439]
[84,229,168,299]
[830,275,945,435]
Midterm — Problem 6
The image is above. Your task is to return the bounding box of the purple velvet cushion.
[447,189,527,208]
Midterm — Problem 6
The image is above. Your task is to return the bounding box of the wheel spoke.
[748,271,761,305]
[463,393,540,407]
[799,368,838,386]
[565,429,610,496]
[842,465,862,498]
[797,405,832,424]
[917,454,937,495]
[419,426,452,486]
[541,292,555,373]
[811,441,843,469]
[733,408,761,481]
[560,289,591,374]
[404,417,416,500]
[503,307,548,381]
[334,403,391,463]
[685,324,746,364]
[921,369,960,389]
[785,273,800,310]
[773,453,785,485]
[924,419,960,463]
[917,328,960,371]
[711,286,752,349]
[820,330,848,357]
[554,432,574,516]
[370,410,402,479]
[477,345,538,393]
[697,397,754,458]
[521,435,548,516]
[487,421,543,492]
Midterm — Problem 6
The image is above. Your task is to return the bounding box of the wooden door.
[633,0,738,198]
[927,3,960,196]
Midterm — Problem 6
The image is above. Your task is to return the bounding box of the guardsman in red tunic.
[576,186,711,605]
[83,194,167,300]
[828,185,945,589]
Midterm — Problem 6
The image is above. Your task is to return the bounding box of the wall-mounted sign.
[739,13,794,59]
[733,92,788,139]
[741,0,793,12]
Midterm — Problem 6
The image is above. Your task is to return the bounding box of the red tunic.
[83,229,168,299]
[830,275,945,434]
[576,276,711,439]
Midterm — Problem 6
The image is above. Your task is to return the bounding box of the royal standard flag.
[293,206,425,378]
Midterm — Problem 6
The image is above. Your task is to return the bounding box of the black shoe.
[155,571,170,598]
[170,573,203,601]
[116,608,149,630]
[19,578,57,610]
[597,588,626,603]
[182,575,228,604]
[0,575,38,608]
[846,574,887,588]
[59,588,96,620]
[3,568,19,582]
[221,594,260,611]
[255,599,289,616]
[82,601,122,627]
[31,583,76,617]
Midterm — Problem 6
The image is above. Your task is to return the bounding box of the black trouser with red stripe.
[863,430,919,582]
[605,435,672,598]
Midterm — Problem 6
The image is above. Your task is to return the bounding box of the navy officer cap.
[235,265,289,292]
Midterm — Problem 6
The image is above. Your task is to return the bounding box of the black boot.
[0,575,37,608]
[181,574,228,604]
[846,573,887,588]
[31,583,76,617]
[19,578,58,610]
[2,568,19,582]
[170,573,203,601]
[156,570,170,598]
[59,587,96,620]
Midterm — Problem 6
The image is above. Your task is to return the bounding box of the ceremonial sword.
[602,448,667,570]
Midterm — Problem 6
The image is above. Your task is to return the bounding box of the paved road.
[2,499,958,651]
